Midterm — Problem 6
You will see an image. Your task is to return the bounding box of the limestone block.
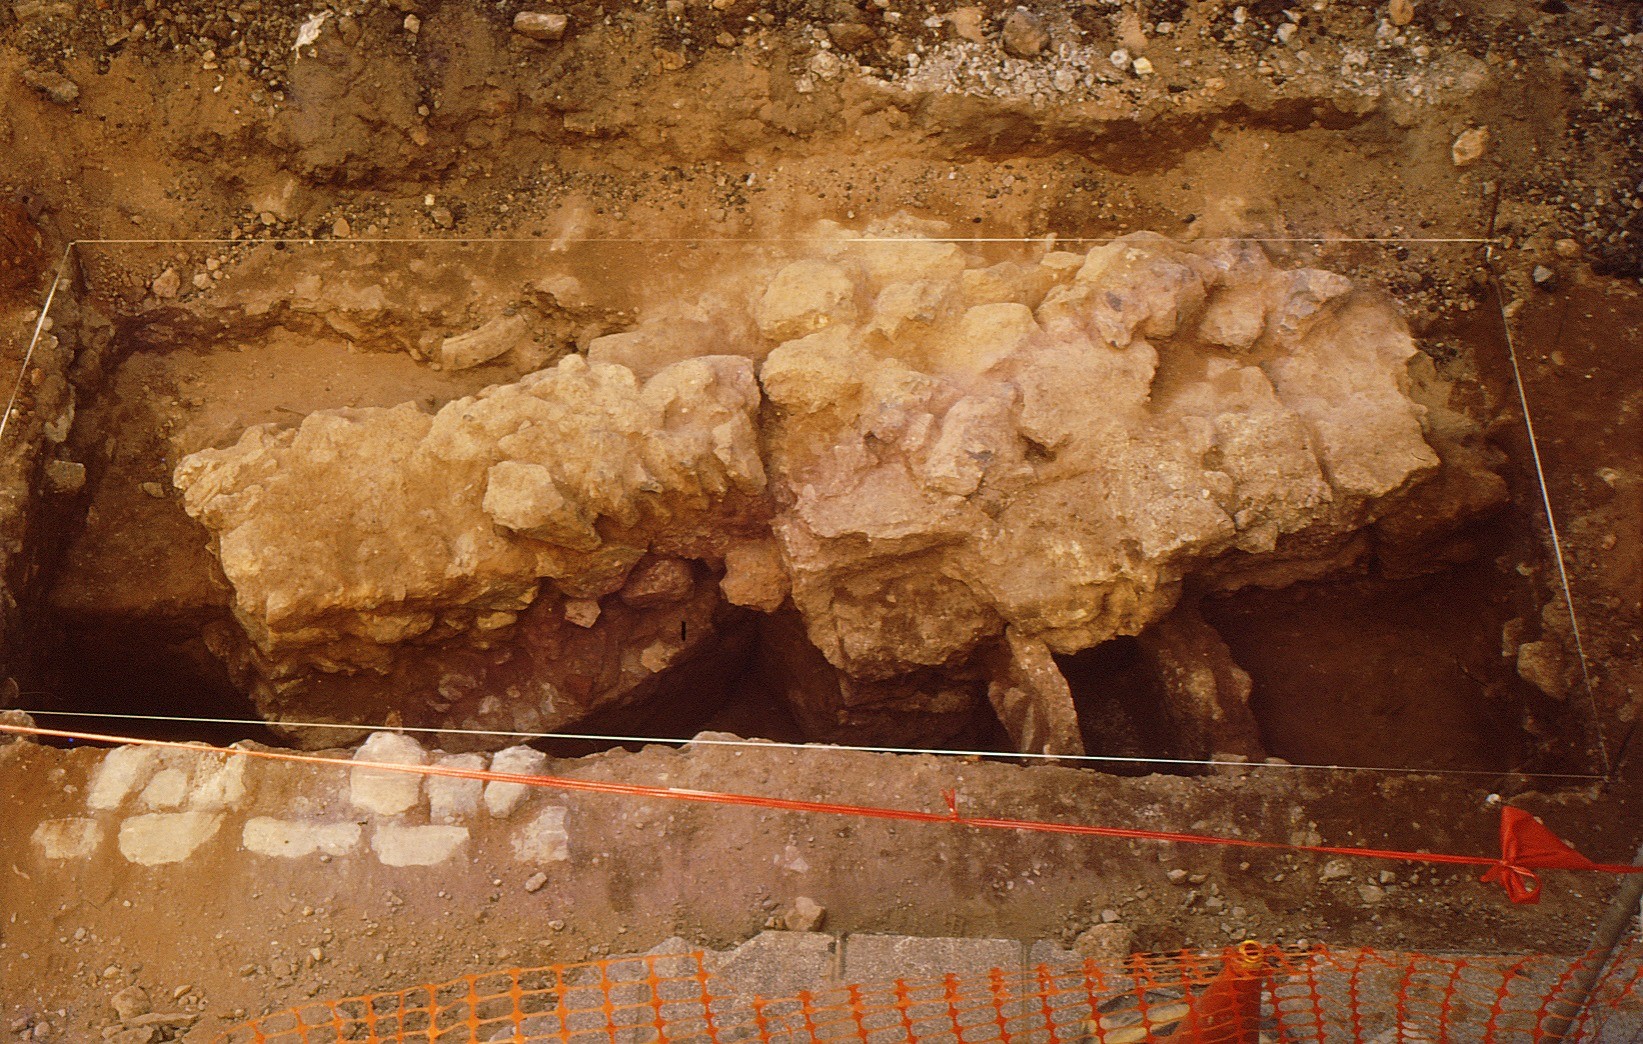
[372,823,469,867]
[349,732,426,816]
[486,745,548,817]
[118,811,224,866]
[32,818,102,860]
[243,818,362,858]
[428,753,488,822]
[512,805,570,863]
[88,746,158,811]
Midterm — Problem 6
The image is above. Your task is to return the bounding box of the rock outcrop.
[175,353,768,743]
[175,224,1486,752]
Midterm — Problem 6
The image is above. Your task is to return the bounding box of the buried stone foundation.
[48,223,1513,757]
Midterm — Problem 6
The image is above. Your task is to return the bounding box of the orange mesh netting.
[216,940,1643,1044]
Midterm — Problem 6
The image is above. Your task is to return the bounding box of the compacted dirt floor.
[0,0,1640,1037]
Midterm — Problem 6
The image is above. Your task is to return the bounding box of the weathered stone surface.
[512,805,570,862]
[242,817,362,858]
[371,823,469,866]
[88,746,159,811]
[117,811,224,866]
[32,818,102,860]
[428,753,487,821]
[436,313,530,371]
[349,731,426,815]
[843,935,1022,984]
[985,629,1085,756]
[173,224,1484,753]
[175,354,768,743]
[139,768,189,810]
[755,228,1444,744]
[485,745,547,817]
[1135,604,1263,761]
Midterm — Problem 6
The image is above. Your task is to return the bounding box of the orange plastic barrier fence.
[216,940,1643,1044]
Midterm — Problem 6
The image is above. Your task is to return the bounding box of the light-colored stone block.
[117,811,224,866]
[189,747,250,809]
[242,817,362,859]
[485,745,547,818]
[349,732,426,816]
[512,805,570,863]
[428,753,487,822]
[140,768,189,809]
[32,817,102,859]
[372,823,469,867]
[88,746,158,811]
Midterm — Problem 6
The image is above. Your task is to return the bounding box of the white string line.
[0,243,73,445]
[13,708,1608,780]
[1484,252,1611,780]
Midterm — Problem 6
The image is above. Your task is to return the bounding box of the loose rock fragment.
[1001,8,1049,57]
[782,896,825,932]
[513,11,568,42]
[1451,127,1490,167]
[111,986,151,1022]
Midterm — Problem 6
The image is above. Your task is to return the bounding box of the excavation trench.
[14,239,1592,777]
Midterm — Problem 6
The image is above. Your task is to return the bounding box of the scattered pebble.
[110,985,151,1022]
[524,871,548,893]
[943,7,987,45]
[21,69,79,105]
[781,896,825,932]
[1388,0,1416,27]
[513,11,568,43]
[1451,126,1490,167]
[151,267,180,299]
[1319,859,1352,883]
[1001,8,1049,58]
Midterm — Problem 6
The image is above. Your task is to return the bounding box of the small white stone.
[513,806,571,863]
[139,768,189,810]
[117,811,223,866]
[349,732,427,816]
[513,11,567,41]
[88,747,159,811]
[243,818,361,859]
[1131,56,1155,76]
[1108,47,1130,70]
[371,824,468,867]
[1452,126,1490,167]
[485,746,548,818]
[150,267,180,299]
[32,818,102,860]
[427,753,487,822]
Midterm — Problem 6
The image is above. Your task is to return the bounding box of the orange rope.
[4,722,1638,899]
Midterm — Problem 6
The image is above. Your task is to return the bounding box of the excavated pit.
[16,235,1593,776]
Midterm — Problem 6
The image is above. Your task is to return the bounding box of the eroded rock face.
[175,225,1477,751]
[175,353,768,742]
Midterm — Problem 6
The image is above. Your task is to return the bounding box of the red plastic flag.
[1170,942,1268,1044]
[1482,806,1602,904]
